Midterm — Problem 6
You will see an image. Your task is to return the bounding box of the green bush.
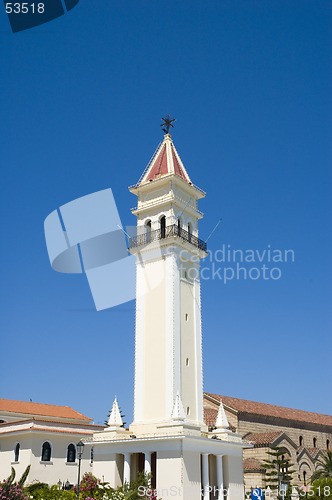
[25,483,75,499]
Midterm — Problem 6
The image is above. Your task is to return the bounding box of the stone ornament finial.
[215,400,229,429]
[106,396,123,428]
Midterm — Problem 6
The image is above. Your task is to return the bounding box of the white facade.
[0,401,102,487]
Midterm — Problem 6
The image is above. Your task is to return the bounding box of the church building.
[204,393,332,491]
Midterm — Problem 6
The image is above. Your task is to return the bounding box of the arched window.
[303,470,307,485]
[67,443,76,463]
[177,218,181,235]
[14,443,20,462]
[313,437,317,448]
[187,223,192,242]
[299,435,303,446]
[160,216,166,239]
[145,220,152,242]
[327,439,330,450]
[41,441,51,462]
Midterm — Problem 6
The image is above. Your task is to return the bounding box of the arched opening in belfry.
[177,217,181,234]
[145,219,152,242]
[160,216,166,239]
[188,222,192,242]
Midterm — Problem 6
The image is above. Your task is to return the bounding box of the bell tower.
[129,126,207,433]
[91,120,245,500]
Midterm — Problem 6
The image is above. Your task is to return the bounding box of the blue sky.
[1,0,331,425]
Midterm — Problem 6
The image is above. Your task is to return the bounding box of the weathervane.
[161,114,175,135]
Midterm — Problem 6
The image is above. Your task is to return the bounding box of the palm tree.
[311,451,332,481]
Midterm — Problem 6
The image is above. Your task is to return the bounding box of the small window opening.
[160,216,166,239]
[186,407,190,415]
[185,313,189,321]
[67,443,76,463]
[299,436,303,446]
[41,441,51,462]
[313,437,317,448]
[187,223,192,242]
[146,220,152,242]
[14,443,20,462]
[327,439,330,450]
[177,218,181,235]
[186,358,189,366]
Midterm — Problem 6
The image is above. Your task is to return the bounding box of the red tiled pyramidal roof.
[140,134,191,185]
[205,393,332,427]
[0,398,91,422]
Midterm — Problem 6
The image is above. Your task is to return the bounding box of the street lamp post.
[76,440,85,500]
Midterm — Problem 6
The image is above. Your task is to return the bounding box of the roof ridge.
[0,398,91,421]
[205,393,332,419]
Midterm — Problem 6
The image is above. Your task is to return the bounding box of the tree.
[311,451,332,481]
[261,446,295,499]
[308,478,332,499]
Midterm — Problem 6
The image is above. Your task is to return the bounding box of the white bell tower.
[91,123,245,500]
[129,131,207,433]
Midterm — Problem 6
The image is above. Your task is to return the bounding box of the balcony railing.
[129,224,207,252]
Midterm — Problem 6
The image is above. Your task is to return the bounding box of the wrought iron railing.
[129,224,207,252]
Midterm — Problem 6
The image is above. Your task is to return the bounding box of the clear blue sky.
[1,0,331,425]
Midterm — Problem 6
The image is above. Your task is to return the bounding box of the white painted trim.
[173,254,181,407]
[194,277,204,424]
[216,454,224,500]
[123,452,131,484]
[133,263,145,423]
[202,453,210,500]
[165,254,174,418]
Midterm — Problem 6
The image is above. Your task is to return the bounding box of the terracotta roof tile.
[204,408,218,428]
[307,448,321,459]
[140,135,191,185]
[171,144,187,181]
[243,458,265,472]
[0,399,91,422]
[205,393,332,428]
[244,431,284,446]
[146,143,168,180]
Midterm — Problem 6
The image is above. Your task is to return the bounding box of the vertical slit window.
[14,443,20,462]
[160,216,166,239]
[146,220,152,242]
[188,223,192,242]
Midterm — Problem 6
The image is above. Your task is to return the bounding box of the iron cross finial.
[161,114,176,135]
